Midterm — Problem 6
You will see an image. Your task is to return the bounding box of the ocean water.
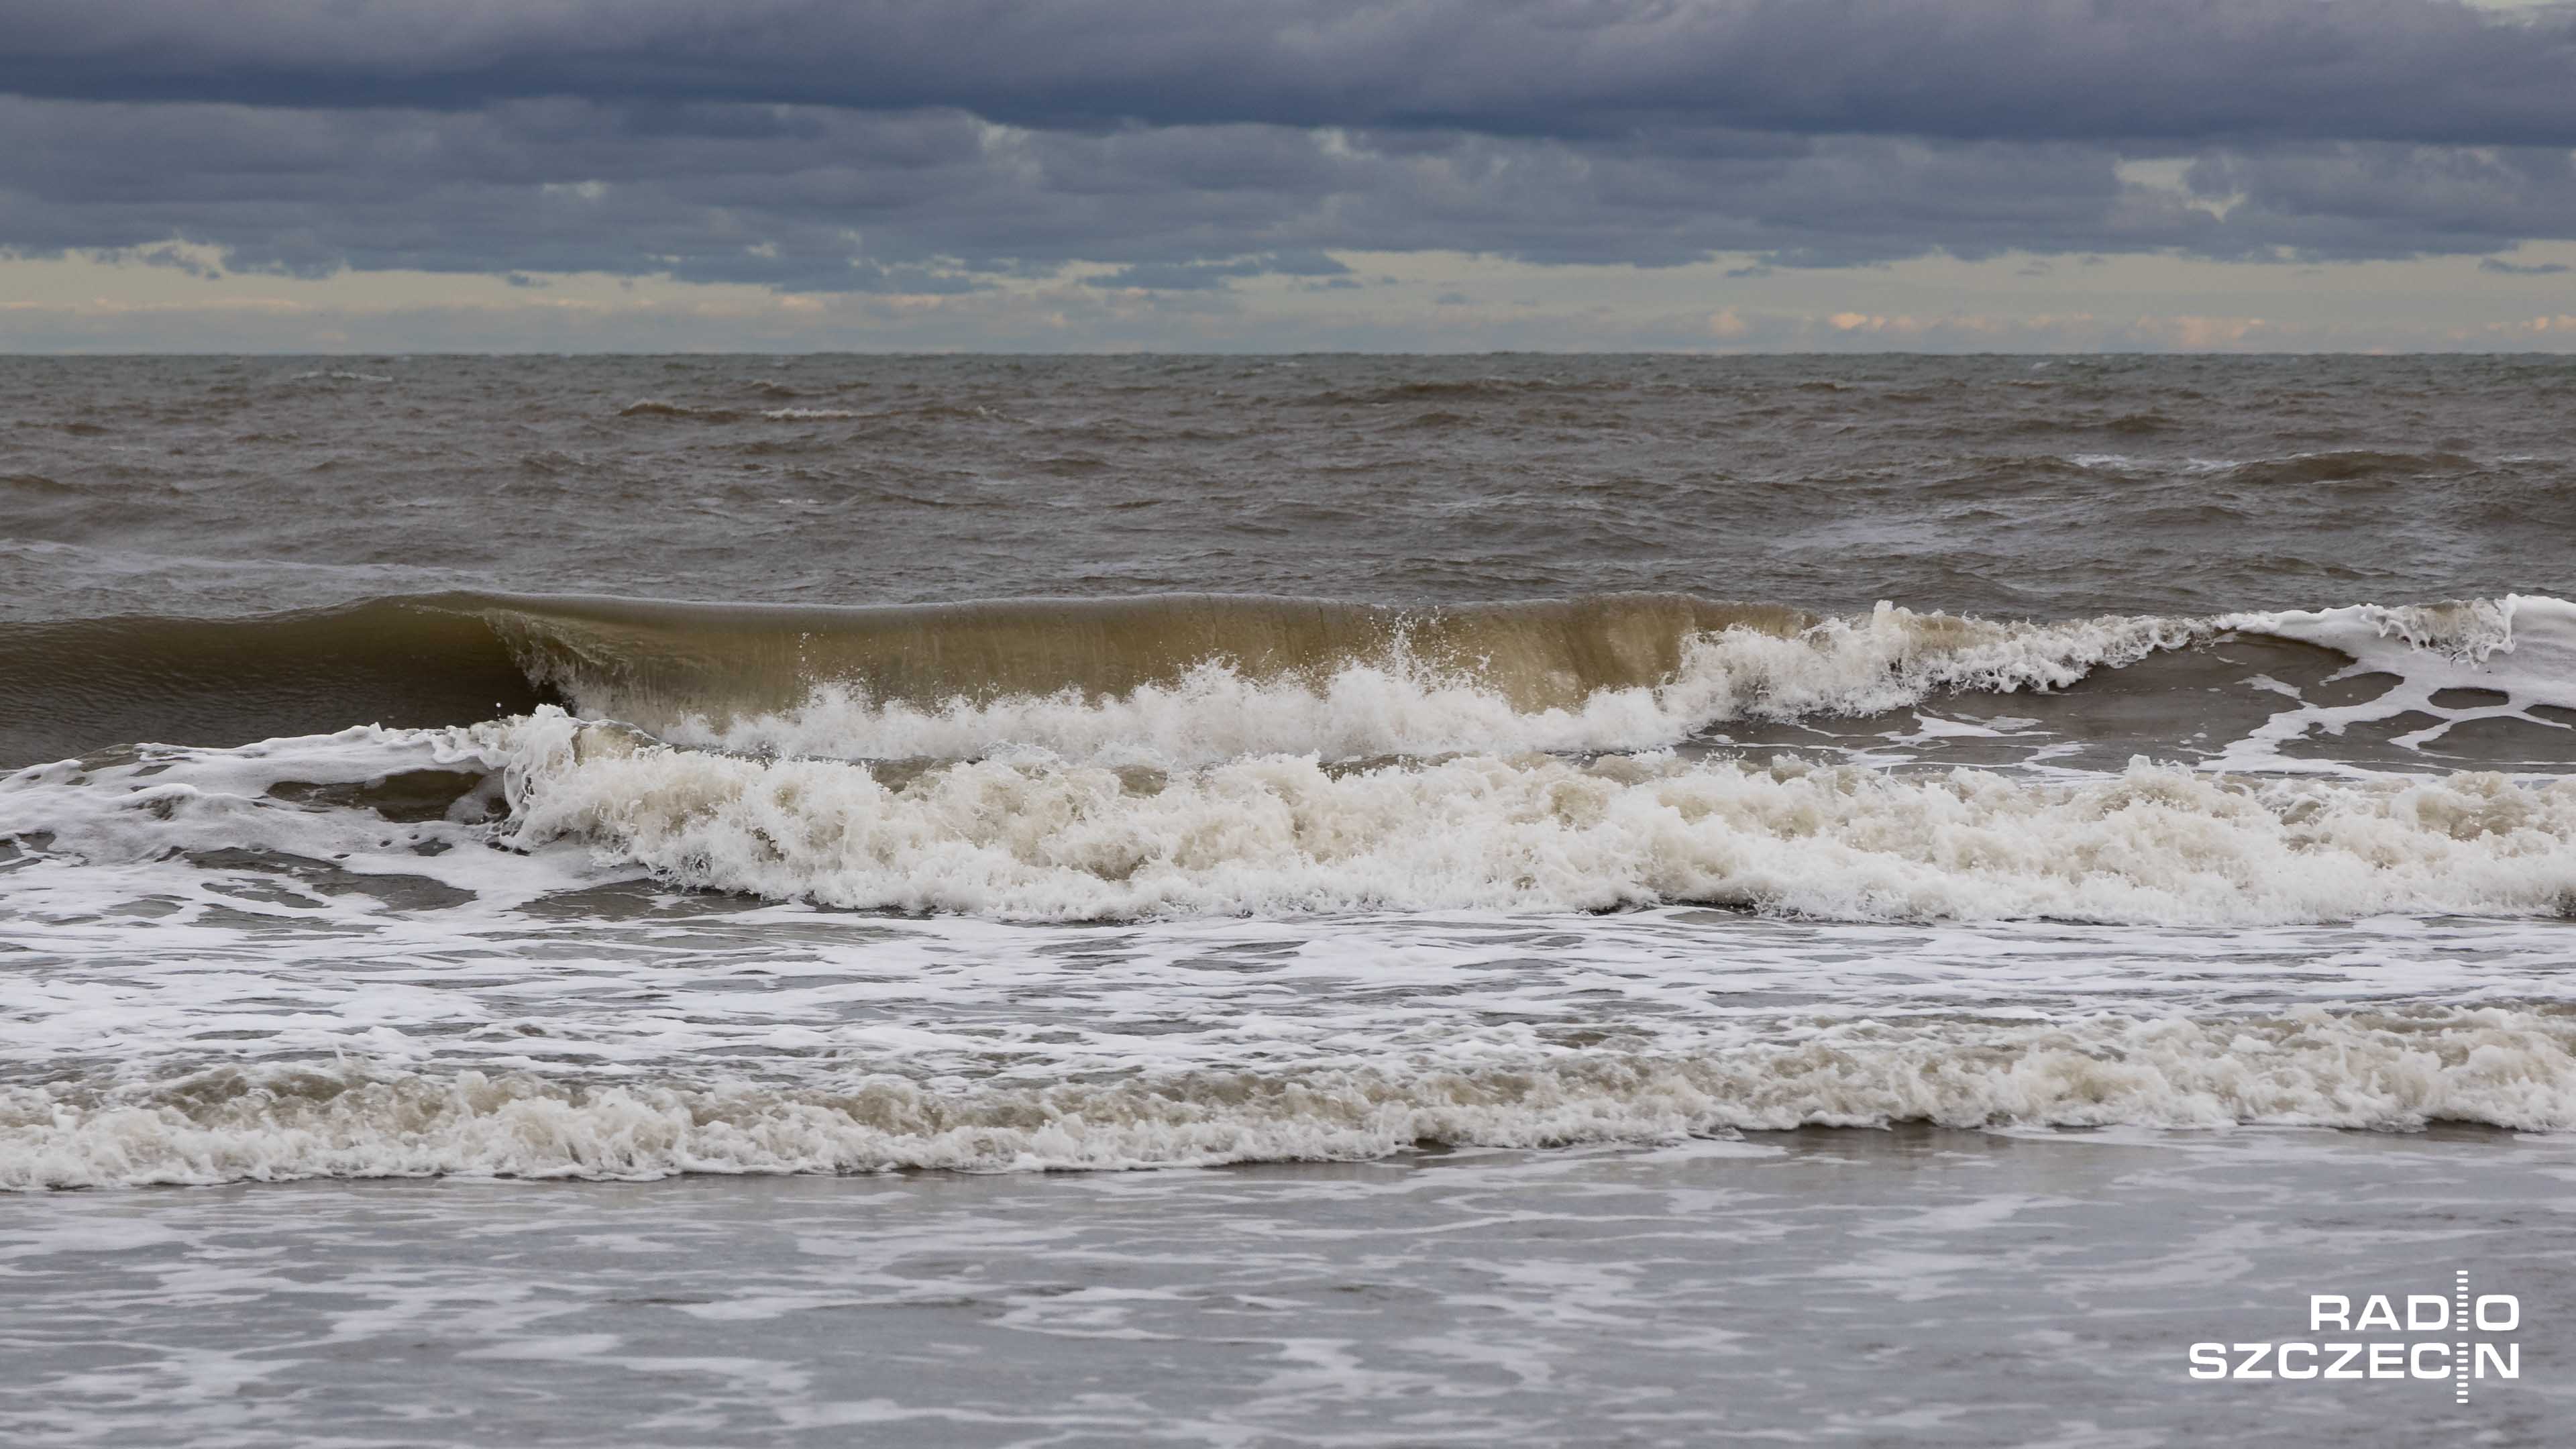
[4,354,2574,1444]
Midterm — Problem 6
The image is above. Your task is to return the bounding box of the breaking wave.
[9,1007,2571,1189]
[7,588,2573,770]
[496,713,2576,922]
[9,706,2576,926]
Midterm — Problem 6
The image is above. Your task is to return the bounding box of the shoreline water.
[7,1128,2568,1446]
[5,354,2571,1442]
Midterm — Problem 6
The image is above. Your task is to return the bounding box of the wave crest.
[648,604,2208,763]
[497,712,2576,923]
[11,1007,2569,1188]
[7,590,2571,771]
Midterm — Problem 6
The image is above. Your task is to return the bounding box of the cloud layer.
[5,1,2575,307]
[14,1,2576,145]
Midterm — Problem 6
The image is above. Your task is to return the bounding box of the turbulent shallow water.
[4,354,2574,1444]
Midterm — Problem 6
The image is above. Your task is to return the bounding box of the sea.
[3,353,2573,1446]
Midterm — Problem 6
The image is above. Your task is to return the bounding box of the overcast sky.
[5,0,2574,352]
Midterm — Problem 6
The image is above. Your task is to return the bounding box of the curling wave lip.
[9,588,2575,769]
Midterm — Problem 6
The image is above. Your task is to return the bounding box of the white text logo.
[2188,1271,2521,1405]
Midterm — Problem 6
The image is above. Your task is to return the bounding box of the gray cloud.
[7,1,2574,146]
[2176,144,2576,261]
[4,3,2575,294]
[12,96,2576,286]
[0,99,2200,284]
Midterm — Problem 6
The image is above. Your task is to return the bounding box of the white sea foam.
[759,407,859,421]
[2066,453,2241,474]
[284,370,392,384]
[15,710,2572,930]
[8,1007,2569,1189]
[0,727,578,918]
[2213,593,2576,770]
[498,712,2576,924]
[13,721,2576,1191]
[615,398,735,419]
[7,727,480,857]
[11,594,2576,928]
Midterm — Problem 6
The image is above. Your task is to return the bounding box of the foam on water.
[9,665,2576,933]
[499,711,2576,924]
[10,716,2576,1188]
[2214,593,2576,771]
[8,588,2576,1191]
[1,727,542,898]
[282,370,392,384]
[9,1006,2573,1189]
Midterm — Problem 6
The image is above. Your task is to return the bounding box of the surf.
[11,712,2576,926]
[11,1005,2575,1189]
[3,590,2571,774]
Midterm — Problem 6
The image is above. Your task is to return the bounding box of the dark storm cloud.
[2180,144,2576,260]
[3,2,2574,289]
[0,98,2245,284]
[9,1,2575,146]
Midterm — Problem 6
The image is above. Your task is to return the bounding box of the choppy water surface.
[4,354,2574,1444]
